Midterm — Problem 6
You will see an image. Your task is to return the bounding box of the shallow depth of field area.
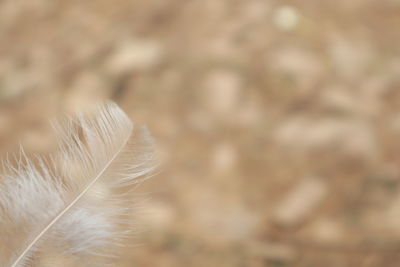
[1,0,400,266]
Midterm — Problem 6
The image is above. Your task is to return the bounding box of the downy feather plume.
[0,102,157,266]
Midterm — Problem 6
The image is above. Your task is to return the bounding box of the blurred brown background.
[1,0,400,266]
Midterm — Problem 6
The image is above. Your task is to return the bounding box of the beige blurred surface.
[1,0,400,266]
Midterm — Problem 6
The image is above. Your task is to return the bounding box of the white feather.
[0,102,157,267]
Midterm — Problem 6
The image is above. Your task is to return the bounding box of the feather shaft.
[10,130,130,267]
[0,102,156,267]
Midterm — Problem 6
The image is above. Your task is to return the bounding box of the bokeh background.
[1,0,400,266]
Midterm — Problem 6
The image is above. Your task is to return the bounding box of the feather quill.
[0,102,157,266]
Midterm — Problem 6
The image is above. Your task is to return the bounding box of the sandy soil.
[1,0,400,266]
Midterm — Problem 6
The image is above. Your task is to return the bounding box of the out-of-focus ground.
[1,0,400,266]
